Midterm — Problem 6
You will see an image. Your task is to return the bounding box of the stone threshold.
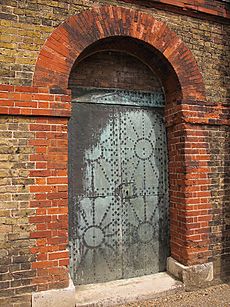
[75,272,184,307]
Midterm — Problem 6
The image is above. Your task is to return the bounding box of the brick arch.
[33,5,206,101]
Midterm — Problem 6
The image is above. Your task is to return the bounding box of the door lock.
[121,182,134,199]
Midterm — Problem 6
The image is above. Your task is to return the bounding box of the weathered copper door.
[69,88,169,285]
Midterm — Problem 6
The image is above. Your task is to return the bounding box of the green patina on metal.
[71,87,165,108]
[69,88,169,285]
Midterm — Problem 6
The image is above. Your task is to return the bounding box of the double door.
[69,91,169,285]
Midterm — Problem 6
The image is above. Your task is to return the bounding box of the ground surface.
[120,283,230,307]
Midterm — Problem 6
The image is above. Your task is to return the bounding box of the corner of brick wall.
[0,84,71,302]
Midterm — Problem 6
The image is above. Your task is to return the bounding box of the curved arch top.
[33,5,206,101]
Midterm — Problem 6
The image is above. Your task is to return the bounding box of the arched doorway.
[68,43,169,285]
[32,5,208,290]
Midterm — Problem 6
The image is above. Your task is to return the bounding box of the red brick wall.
[29,116,69,292]
[119,0,230,19]
[0,85,71,304]
[0,3,229,305]
[168,123,213,265]
[165,101,229,271]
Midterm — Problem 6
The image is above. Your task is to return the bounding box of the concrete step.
[75,272,184,306]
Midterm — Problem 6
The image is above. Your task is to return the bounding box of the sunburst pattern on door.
[69,102,169,285]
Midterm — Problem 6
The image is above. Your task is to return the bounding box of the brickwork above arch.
[33,5,206,102]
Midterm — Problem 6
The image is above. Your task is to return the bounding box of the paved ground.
[120,283,230,307]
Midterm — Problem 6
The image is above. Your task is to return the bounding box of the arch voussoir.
[33,5,206,102]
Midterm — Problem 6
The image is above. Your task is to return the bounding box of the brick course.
[0,115,36,303]
[0,1,229,105]
[0,1,229,305]
[69,51,163,91]
[0,86,71,305]
[120,0,230,19]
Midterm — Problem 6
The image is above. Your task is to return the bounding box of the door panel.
[69,101,169,285]
[69,104,123,284]
[119,107,168,278]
